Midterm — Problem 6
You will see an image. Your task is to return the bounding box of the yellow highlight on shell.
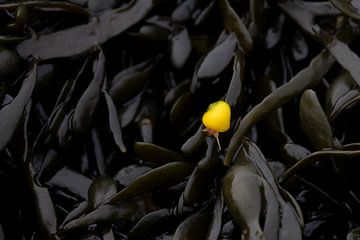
[202,100,231,132]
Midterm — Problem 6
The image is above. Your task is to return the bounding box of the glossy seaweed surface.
[1,0,360,239]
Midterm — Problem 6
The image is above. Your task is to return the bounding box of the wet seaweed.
[1,0,360,239]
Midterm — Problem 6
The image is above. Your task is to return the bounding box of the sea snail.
[202,100,231,150]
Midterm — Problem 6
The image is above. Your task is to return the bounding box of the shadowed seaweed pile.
[1,0,360,239]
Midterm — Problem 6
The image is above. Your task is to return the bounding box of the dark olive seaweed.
[218,0,253,54]
[118,95,142,128]
[107,162,194,204]
[181,125,207,156]
[224,50,335,165]
[281,149,360,183]
[223,162,265,239]
[134,142,186,165]
[60,198,147,234]
[173,203,213,240]
[326,71,360,121]
[170,26,192,69]
[224,140,302,240]
[197,32,237,78]
[330,0,360,20]
[183,166,211,206]
[169,92,195,130]
[2,0,360,238]
[205,191,224,240]
[198,137,219,172]
[16,0,154,59]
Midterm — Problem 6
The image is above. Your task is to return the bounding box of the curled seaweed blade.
[164,80,190,108]
[299,89,333,150]
[104,91,126,153]
[169,92,196,132]
[225,51,244,108]
[109,57,157,106]
[72,49,105,135]
[183,166,211,206]
[108,162,194,204]
[281,149,360,183]
[60,201,90,228]
[0,62,37,151]
[241,140,303,223]
[197,32,237,79]
[206,191,224,240]
[181,125,207,156]
[118,94,142,128]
